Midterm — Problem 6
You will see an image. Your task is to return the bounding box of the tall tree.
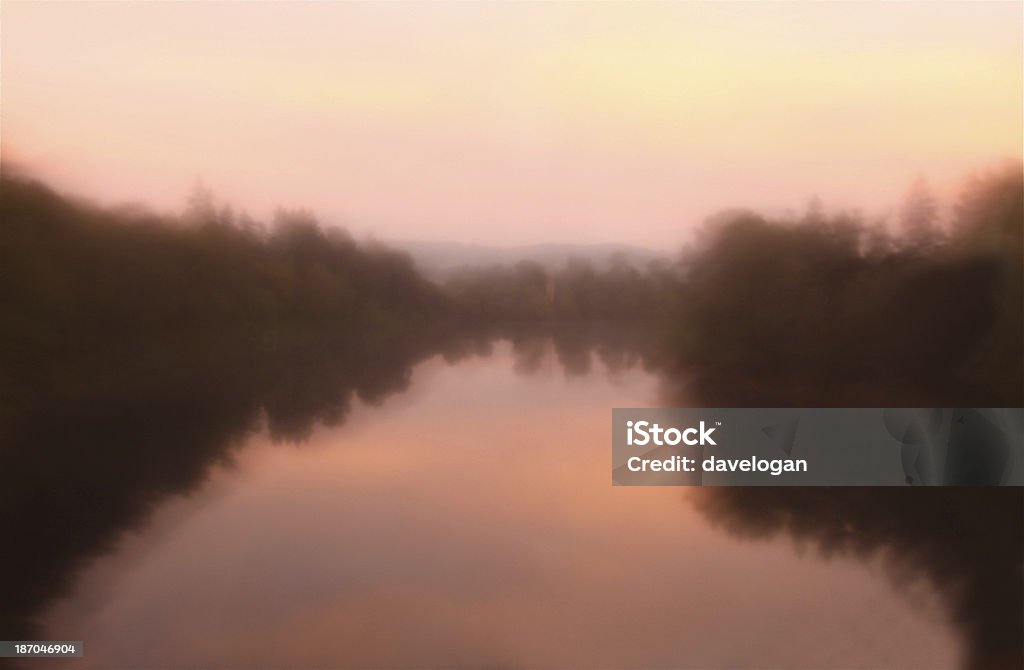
[900,175,940,249]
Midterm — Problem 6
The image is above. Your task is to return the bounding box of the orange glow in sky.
[2,2,1021,246]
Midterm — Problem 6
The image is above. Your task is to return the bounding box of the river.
[6,329,1019,668]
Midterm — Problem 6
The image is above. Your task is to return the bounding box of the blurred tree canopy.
[2,162,1020,407]
[0,172,443,407]
[672,162,1022,406]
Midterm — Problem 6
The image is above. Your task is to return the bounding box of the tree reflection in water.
[0,323,658,642]
[1,322,1020,670]
[690,487,1022,670]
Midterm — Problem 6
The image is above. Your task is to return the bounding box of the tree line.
[2,162,1020,407]
[671,164,1021,406]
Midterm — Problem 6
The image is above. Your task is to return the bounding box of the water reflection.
[1,323,1020,669]
[691,488,1023,670]
[0,323,660,643]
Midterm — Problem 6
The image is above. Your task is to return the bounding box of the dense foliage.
[443,255,680,321]
[673,164,1022,405]
[1,173,444,407]
[2,174,442,336]
[2,163,1020,407]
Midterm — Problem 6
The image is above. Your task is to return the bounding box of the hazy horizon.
[3,1,1022,247]
[3,4,1023,668]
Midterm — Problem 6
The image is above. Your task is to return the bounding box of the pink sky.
[2,2,1021,247]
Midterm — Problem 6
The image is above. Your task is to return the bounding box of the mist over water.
[0,317,1018,669]
[1,3,1021,666]
[2,150,1022,669]
[5,333,994,669]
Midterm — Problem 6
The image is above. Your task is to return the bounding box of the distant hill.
[394,240,669,278]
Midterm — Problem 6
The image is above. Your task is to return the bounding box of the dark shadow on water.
[670,371,1024,669]
[0,322,660,645]
[1,320,1020,670]
[689,487,1023,670]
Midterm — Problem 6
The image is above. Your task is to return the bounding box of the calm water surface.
[25,339,967,669]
